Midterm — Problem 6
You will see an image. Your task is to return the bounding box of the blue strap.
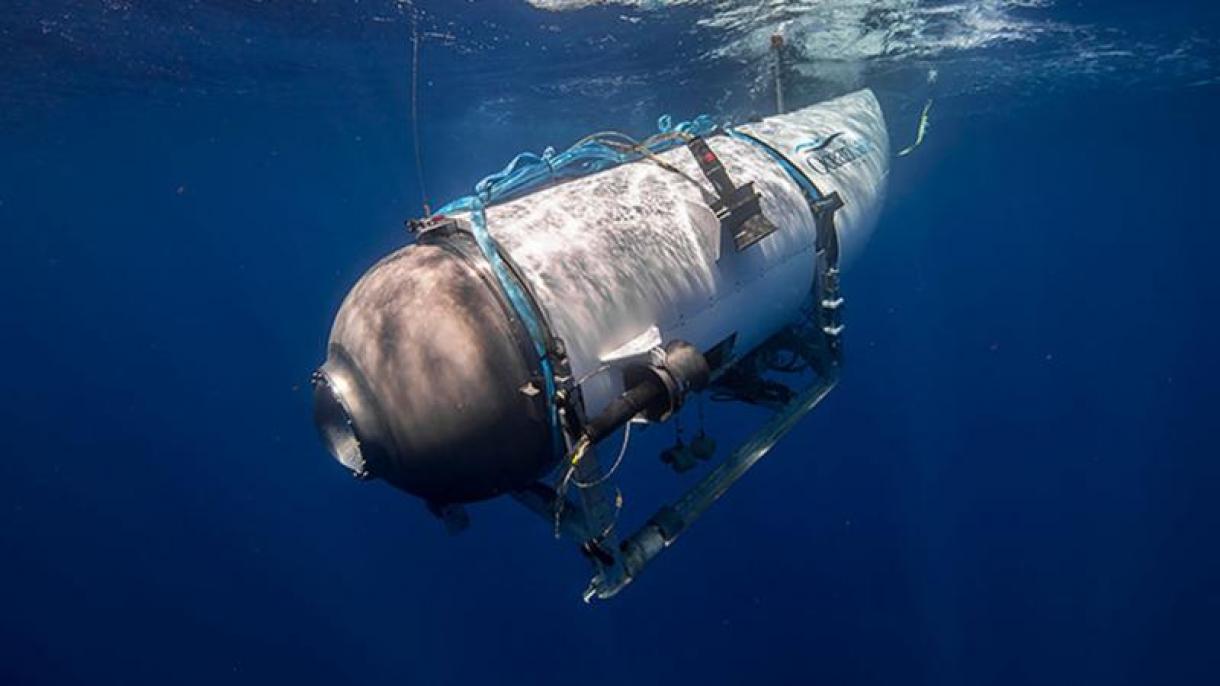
[439,194,562,452]
[726,128,823,203]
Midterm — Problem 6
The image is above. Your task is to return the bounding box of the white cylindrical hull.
[483,89,889,417]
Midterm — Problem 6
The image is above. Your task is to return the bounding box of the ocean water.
[2,1,1218,684]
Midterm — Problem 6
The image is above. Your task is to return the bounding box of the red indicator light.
[703,152,717,163]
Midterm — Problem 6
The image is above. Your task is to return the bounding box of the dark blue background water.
[2,2,1218,684]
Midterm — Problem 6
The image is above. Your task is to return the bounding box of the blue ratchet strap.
[441,194,563,453]
[725,128,823,203]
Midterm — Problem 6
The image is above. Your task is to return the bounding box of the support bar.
[586,374,839,600]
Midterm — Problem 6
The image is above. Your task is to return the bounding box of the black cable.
[409,6,431,215]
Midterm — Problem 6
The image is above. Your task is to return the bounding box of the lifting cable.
[409,4,431,215]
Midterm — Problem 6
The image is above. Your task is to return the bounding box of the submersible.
[313,90,889,599]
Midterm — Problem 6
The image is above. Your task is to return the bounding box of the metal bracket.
[686,137,779,251]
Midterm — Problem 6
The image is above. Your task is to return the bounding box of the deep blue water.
[2,2,1219,684]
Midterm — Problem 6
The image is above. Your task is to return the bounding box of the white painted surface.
[483,90,889,416]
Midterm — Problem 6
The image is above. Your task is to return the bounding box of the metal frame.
[589,370,837,600]
[510,342,838,601]
[511,201,846,600]
[506,109,854,601]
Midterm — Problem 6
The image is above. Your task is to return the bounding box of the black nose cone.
[314,240,555,503]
